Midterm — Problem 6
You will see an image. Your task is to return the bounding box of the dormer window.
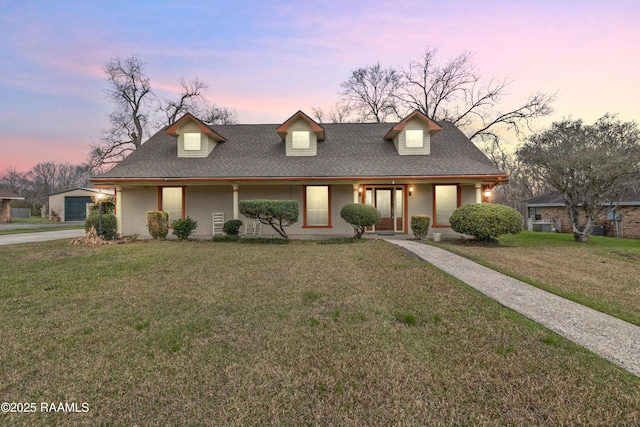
[277,111,325,157]
[385,110,442,156]
[405,130,424,148]
[165,113,227,158]
[292,131,310,149]
[184,133,202,151]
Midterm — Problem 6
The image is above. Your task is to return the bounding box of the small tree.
[518,115,640,242]
[340,203,381,239]
[449,204,522,242]
[172,216,198,240]
[147,210,169,239]
[239,200,299,240]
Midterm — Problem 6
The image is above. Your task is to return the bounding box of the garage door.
[65,196,93,221]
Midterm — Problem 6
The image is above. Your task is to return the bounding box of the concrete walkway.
[385,238,640,378]
[0,229,85,246]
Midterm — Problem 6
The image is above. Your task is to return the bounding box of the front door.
[376,189,393,231]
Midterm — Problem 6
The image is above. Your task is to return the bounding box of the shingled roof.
[94,120,504,181]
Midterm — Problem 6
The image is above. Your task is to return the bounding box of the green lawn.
[437,231,640,326]
[0,239,638,426]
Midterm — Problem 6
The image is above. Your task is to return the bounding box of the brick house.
[523,190,640,239]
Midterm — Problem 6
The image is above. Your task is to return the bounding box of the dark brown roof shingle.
[95,121,504,180]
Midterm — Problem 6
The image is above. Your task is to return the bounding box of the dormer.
[385,110,442,155]
[276,110,325,157]
[166,113,226,158]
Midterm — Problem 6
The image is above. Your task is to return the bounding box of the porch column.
[233,184,239,219]
[115,186,123,236]
[353,184,360,203]
[1,199,11,223]
[475,183,482,204]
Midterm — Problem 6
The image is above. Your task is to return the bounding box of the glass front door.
[369,187,404,232]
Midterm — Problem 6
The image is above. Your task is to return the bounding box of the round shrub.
[449,203,522,242]
[172,216,198,240]
[223,219,243,235]
[147,211,169,239]
[411,214,431,240]
[85,213,117,240]
[340,203,381,239]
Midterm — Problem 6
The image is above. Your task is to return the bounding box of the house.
[523,190,640,239]
[48,188,116,222]
[0,189,25,223]
[90,110,507,239]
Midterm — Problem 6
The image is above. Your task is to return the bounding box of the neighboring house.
[0,189,25,223]
[523,190,640,239]
[48,188,115,222]
[90,110,507,239]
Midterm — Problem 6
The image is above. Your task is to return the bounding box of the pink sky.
[1,0,638,174]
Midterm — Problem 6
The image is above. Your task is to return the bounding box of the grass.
[437,231,640,326]
[0,239,639,425]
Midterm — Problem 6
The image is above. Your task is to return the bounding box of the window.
[405,129,423,148]
[184,133,201,151]
[160,187,184,223]
[292,131,310,149]
[528,207,542,220]
[305,186,330,227]
[434,185,459,226]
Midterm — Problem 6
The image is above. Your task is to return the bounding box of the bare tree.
[311,101,355,123]
[157,77,208,126]
[396,48,555,138]
[202,104,239,125]
[0,166,28,195]
[484,137,550,203]
[340,47,555,137]
[340,63,401,123]
[518,114,640,242]
[88,55,238,172]
[87,55,153,172]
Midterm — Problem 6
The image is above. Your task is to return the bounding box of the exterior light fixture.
[358,187,363,194]
[409,186,414,196]
[483,189,491,199]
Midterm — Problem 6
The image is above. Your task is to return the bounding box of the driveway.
[0,223,85,246]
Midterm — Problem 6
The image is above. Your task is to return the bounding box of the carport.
[0,189,25,223]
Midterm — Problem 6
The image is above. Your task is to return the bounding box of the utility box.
[607,211,622,221]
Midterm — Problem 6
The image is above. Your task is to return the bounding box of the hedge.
[449,203,522,241]
[147,211,169,239]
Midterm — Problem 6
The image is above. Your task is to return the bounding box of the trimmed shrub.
[85,213,117,240]
[147,211,169,239]
[172,216,198,240]
[223,219,243,235]
[411,214,431,240]
[239,200,299,240]
[340,203,381,239]
[449,203,522,242]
